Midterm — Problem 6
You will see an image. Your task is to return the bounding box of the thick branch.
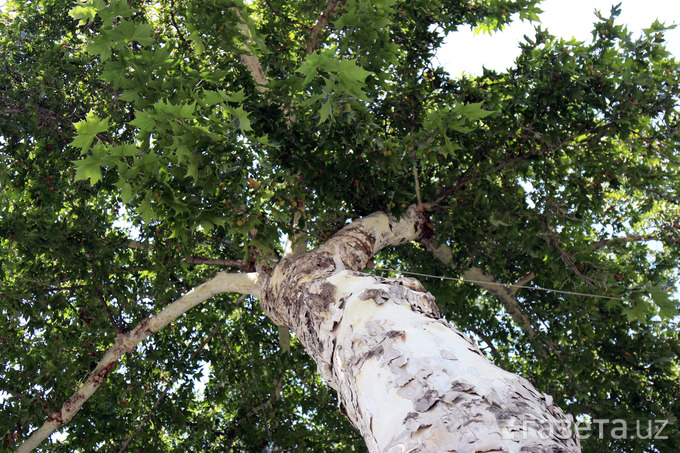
[263,205,431,346]
[461,267,540,339]
[15,272,262,453]
[306,0,347,54]
[234,8,268,91]
[419,237,542,341]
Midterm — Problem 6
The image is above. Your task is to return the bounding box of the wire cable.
[372,268,626,300]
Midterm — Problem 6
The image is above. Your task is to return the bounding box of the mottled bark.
[262,207,580,452]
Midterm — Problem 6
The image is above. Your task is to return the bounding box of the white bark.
[262,207,580,452]
[322,271,578,451]
[15,272,262,453]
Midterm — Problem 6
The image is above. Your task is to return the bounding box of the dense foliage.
[1,0,678,451]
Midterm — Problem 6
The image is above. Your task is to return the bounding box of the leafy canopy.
[1,0,679,451]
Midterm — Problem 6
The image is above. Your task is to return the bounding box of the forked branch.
[419,236,545,349]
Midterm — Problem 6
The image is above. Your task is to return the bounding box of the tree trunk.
[262,207,581,452]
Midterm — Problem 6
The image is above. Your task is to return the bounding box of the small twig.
[184,257,250,269]
[168,0,187,44]
[117,318,230,452]
[88,254,123,334]
[261,0,308,29]
[466,326,506,368]
[412,164,422,206]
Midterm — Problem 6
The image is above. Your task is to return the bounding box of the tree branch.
[15,272,263,453]
[234,8,268,91]
[126,240,251,270]
[184,257,251,269]
[88,253,124,334]
[466,326,507,369]
[419,236,546,353]
[461,267,541,339]
[168,0,188,44]
[541,217,599,288]
[306,0,347,54]
[261,0,308,30]
[586,232,678,251]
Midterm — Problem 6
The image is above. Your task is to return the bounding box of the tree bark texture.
[262,207,581,452]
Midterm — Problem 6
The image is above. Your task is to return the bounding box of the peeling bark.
[262,207,580,452]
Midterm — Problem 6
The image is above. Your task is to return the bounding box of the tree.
[1,0,678,451]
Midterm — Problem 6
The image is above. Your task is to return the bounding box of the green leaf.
[296,52,324,85]
[186,163,199,180]
[202,90,226,106]
[225,89,247,103]
[201,89,246,106]
[100,0,134,27]
[101,60,128,88]
[623,297,650,323]
[138,194,156,223]
[649,285,678,319]
[226,106,252,132]
[68,0,105,25]
[456,102,495,120]
[336,59,372,101]
[120,182,134,203]
[153,100,196,121]
[336,59,372,84]
[71,111,110,151]
[175,142,193,164]
[86,34,114,61]
[116,20,155,46]
[130,110,157,132]
[111,144,138,157]
[318,101,332,125]
[73,155,103,185]
[119,90,140,103]
[188,31,205,54]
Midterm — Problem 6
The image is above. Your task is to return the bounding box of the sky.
[438,0,680,76]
